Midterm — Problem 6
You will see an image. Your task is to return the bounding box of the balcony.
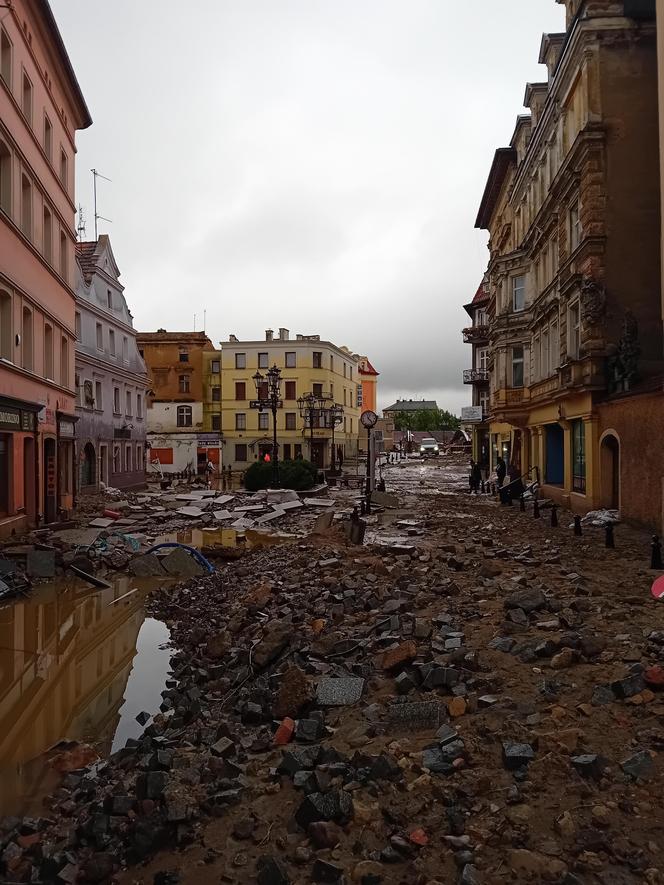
[463,368,489,384]
[491,387,527,409]
[462,325,490,344]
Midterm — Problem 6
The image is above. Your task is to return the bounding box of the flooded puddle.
[0,576,171,816]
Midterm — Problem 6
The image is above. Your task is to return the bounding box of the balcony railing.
[462,325,490,344]
[491,387,527,409]
[463,368,489,384]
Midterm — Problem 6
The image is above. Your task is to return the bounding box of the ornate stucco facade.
[476,0,661,517]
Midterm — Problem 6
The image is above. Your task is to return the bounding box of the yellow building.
[211,328,361,472]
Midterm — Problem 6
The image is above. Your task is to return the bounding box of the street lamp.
[297,392,318,463]
[251,365,282,488]
[328,403,344,475]
[360,409,378,512]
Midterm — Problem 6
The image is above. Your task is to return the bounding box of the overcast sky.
[52,0,565,414]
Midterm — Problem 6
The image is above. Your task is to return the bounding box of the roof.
[475,147,517,230]
[383,400,439,413]
[136,331,214,346]
[359,358,379,377]
[464,281,489,316]
[75,235,121,285]
[37,0,92,129]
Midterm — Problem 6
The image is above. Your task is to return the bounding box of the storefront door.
[0,434,9,515]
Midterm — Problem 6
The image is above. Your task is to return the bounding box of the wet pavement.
[0,576,172,816]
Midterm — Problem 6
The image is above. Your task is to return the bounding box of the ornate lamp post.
[328,404,344,474]
[297,392,318,462]
[361,409,378,512]
[251,365,283,488]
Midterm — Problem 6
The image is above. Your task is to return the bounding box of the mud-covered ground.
[3,458,664,885]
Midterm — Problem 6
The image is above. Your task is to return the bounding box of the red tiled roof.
[76,241,99,284]
[359,358,379,376]
[472,283,489,305]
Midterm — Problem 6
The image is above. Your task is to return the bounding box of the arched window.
[21,173,32,239]
[43,205,52,263]
[60,335,69,388]
[177,405,192,427]
[22,306,33,370]
[0,140,10,215]
[0,289,11,361]
[59,230,67,280]
[44,322,53,379]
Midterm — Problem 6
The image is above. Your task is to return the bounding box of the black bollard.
[360,499,366,516]
[506,487,513,506]
[551,504,558,527]
[605,523,615,548]
[481,480,485,494]
[652,535,663,569]
[520,495,525,512]
[574,515,582,536]
[351,506,360,523]
[533,499,540,519]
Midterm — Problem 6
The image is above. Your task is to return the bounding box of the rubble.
[2,458,664,884]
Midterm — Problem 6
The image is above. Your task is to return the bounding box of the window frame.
[235,381,246,401]
[0,27,12,89]
[235,413,246,431]
[285,351,296,368]
[43,113,53,162]
[312,351,322,369]
[21,68,33,126]
[178,374,190,394]
[235,443,247,462]
[511,345,525,388]
[176,404,193,427]
[285,412,296,430]
[258,352,269,369]
[235,352,246,369]
[284,380,296,401]
[258,412,269,431]
[568,301,581,360]
[512,274,526,312]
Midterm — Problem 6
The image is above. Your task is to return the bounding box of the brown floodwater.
[0,576,172,817]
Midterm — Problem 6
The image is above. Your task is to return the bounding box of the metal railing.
[463,368,489,384]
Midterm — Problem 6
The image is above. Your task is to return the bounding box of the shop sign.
[58,421,75,439]
[461,406,484,423]
[197,433,220,444]
[21,412,35,431]
[0,408,21,430]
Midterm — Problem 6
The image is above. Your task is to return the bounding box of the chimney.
[266,329,273,341]
[279,328,289,341]
[229,334,238,342]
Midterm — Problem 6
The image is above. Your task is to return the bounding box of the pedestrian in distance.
[204,458,215,489]
[470,460,482,494]
[496,456,507,488]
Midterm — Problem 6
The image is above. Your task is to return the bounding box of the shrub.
[244,458,318,492]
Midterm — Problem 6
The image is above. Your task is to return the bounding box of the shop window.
[572,419,586,493]
[150,447,173,465]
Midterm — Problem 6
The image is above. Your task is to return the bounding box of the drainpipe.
[33,420,40,528]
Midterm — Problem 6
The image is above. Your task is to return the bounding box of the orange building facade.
[0,0,91,535]
[358,356,379,414]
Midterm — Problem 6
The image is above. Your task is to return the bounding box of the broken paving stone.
[488,637,515,654]
[257,855,291,885]
[175,506,206,518]
[26,549,56,578]
[388,700,442,730]
[211,737,235,758]
[295,791,353,829]
[278,746,322,776]
[551,648,576,669]
[591,684,616,706]
[423,666,459,690]
[307,821,342,849]
[295,717,325,743]
[504,587,547,614]
[502,742,535,771]
[252,622,291,670]
[621,750,654,781]
[135,711,151,726]
[448,697,467,718]
[611,673,646,699]
[571,754,607,781]
[316,677,365,706]
[395,671,415,694]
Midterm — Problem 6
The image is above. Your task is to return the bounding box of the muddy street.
[2,458,664,885]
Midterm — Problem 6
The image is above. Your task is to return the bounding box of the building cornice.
[75,350,149,387]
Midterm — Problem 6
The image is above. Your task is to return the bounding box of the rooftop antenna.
[203,309,206,332]
[76,205,86,242]
[91,168,112,239]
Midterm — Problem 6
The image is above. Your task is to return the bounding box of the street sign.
[250,400,283,409]
[461,406,483,423]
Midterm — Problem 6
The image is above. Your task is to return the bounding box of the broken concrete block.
[161,547,206,577]
[129,553,166,577]
[316,677,365,706]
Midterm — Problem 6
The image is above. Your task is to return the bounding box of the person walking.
[496,456,507,488]
[470,460,482,494]
[204,458,216,489]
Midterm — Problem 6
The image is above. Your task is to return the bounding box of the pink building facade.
[0,0,91,536]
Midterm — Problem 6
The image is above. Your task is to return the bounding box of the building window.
[349,366,353,381]
[136,393,142,418]
[286,412,296,430]
[343,363,347,378]
[95,380,102,409]
[572,419,586,493]
[113,387,120,414]
[235,353,246,369]
[283,444,292,460]
[136,445,143,471]
[60,336,68,387]
[96,323,103,350]
[125,390,132,415]
[0,139,10,215]
[294,443,302,458]
[258,412,269,430]
[125,444,132,472]
[179,374,190,393]
[122,336,128,362]
[235,444,247,462]
[0,289,12,361]
[257,381,268,400]
[22,70,33,124]
[109,329,115,355]
[212,386,221,401]
[568,302,581,359]
[177,405,192,427]
[21,174,32,239]
[0,28,11,87]
[211,359,220,373]
[75,374,81,405]
[44,114,52,162]
[113,445,121,473]
[235,381,246,400]
[343,389,347,406]
[477,347,488,371]
[258,352,269,368]
[569,202,581,252]
[60,230,68,280]
[285,351,296,368]
[235,413,246,430]
[313,351,322,368]
[313,382,323,397]
[330,355,334,372]
[512,275,526,312]
[59,149,68,189]
[550,320,559,371]
[179,350,189,362]
[107,289,112,309]
[21,306,32,370]
[285,381,296,400]
[44,323,53,378]
[75,312,81,341]
[511,345,524,388]
[211,414,221,431]
[43,205,52,263]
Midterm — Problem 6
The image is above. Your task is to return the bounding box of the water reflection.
[0,576,170,816]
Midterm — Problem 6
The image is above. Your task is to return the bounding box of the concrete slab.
[211,495,235,506]
[305,499,334,508]
[317,677,365,706]
[233,505,266,513]
[212,509,234,521]
[255,509,286,525]
[279,500,304,511]
[53,528,102,547]
[231,518,255,530]
[176,506,206,518]
[89,518,114,528]
[162,547,206,577]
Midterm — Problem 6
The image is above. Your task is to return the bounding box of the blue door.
[545,423,564,485]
